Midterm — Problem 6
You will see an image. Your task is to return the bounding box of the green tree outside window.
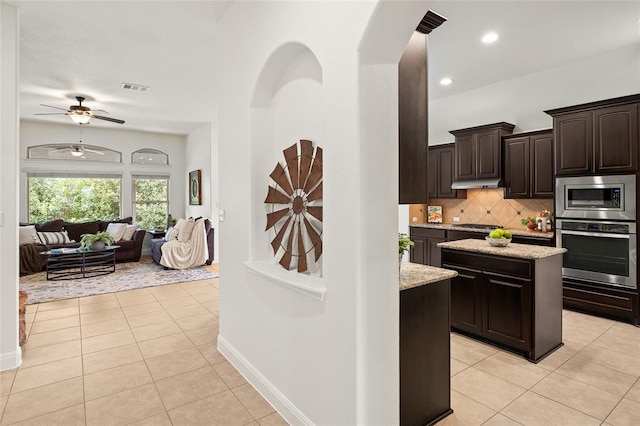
[28,177,121,223]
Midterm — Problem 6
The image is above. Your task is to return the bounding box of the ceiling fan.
[50,142,105,157]
[35,96,125,125]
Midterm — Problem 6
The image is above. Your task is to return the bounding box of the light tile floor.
[439,310,640,426]
[0,264,287,426]
[3,267,640,425]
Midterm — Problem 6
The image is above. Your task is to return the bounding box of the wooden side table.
[148,229,166,239]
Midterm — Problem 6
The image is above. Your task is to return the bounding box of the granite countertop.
[399,262,458,291]
[437,238,567,259]
[410,223,554,239]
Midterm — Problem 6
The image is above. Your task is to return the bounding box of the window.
[133,176,169,229]
[28,175,122,223]
[131,149,169,165]
[28,144,122,163]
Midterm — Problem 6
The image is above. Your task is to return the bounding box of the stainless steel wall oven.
[556,219,637,289]
[556,174,637,289]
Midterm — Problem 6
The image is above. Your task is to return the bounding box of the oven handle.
[559,230,634,239]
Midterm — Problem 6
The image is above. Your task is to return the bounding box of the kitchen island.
[438,239,566,362]
[399,262,457,426]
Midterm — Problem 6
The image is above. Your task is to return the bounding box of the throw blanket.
[19,243,49,276]
[160,218,208,270]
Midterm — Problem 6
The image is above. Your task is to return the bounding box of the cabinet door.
[445,264,483,335]
[483,272,531,351]
[504,137,530,198]
[398,32,428,204]
[409,234,427,265]
[427,149,438,199]
[427,238,445,267]
[530,133,554,198]
[438,146,456,198]
[476,130,501,179]
[594,104,639,173]
[554,112,592,175]
[455,135,476,180]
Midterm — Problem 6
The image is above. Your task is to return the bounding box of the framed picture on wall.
[189,170,202,205]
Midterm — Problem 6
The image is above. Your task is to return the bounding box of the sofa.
[150,217,214,269]
[19,217,146,275]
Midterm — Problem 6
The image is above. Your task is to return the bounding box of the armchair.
[150,217,214,269]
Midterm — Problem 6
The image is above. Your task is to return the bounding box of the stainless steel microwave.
[555,175,636,221]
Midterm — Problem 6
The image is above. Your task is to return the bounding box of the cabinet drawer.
[563,278,638,323]
[511,235,554,247]
[446,230,485,241]
[410,227,446,239]
[442,250,532,279]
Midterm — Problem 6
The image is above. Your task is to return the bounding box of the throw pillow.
[19,226,39,245]
[63,221,101,242]
[106,222,128,241]
[120,224,138,241]
[177,218,196,243]
[37,231,73,245]
[34,219,64,232]
[164,227,178,241]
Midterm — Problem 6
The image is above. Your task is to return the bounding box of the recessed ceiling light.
[440,77,453,86]
[482,32,499,44]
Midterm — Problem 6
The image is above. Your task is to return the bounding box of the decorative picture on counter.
[427,205,442,223]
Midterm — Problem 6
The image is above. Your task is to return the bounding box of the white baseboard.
[0,347,21,371]
[217,335,313,425]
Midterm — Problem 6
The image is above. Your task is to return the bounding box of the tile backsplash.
[410,189,554,229]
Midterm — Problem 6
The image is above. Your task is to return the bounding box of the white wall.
[185,123,218,262]
[19,121,187,223]
[0,3,21,370]
[216,1,431,424]
[429,44,640,144]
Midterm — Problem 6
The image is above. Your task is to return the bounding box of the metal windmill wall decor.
[264,139,323,273]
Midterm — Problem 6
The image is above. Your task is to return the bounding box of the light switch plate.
[0,211,4,226]
[453,216,460,222]
[218,208,225,222]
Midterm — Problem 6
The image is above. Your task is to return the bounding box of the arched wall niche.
[248,42,324,283]
[250,42,322,108]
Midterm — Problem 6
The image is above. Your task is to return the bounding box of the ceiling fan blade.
[83,148,105,155]
[34,113,67,116]
[91,109,109,114]
[40,104,70,112]
[92,115,125,124]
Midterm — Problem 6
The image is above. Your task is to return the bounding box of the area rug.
[19,257,218,304]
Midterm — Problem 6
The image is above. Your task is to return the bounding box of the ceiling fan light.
[70,112,90,125]
[71,149,83,157]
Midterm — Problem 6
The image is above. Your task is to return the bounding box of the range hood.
[451,178,503,190]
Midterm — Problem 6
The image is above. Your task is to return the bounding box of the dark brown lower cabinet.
[563,278,640,325]
[409,227,445,266]
[442,249,562,362]
[400,279,452,426]
[449,265,483,334]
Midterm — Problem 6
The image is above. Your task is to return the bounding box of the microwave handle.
[560,230,632,239]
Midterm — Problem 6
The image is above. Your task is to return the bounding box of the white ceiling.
[10,1,640,136]
[427,1,640,100]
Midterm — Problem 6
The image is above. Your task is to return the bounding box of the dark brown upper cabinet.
[545,94,640,176]
[398,11,446,204]
[450,122,515,183]
[504,130,554,199]
[428,143,466,199]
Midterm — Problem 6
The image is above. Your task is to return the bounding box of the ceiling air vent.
[121,82,150,92]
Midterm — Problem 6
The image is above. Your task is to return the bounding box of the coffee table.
[40,246,120,281]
